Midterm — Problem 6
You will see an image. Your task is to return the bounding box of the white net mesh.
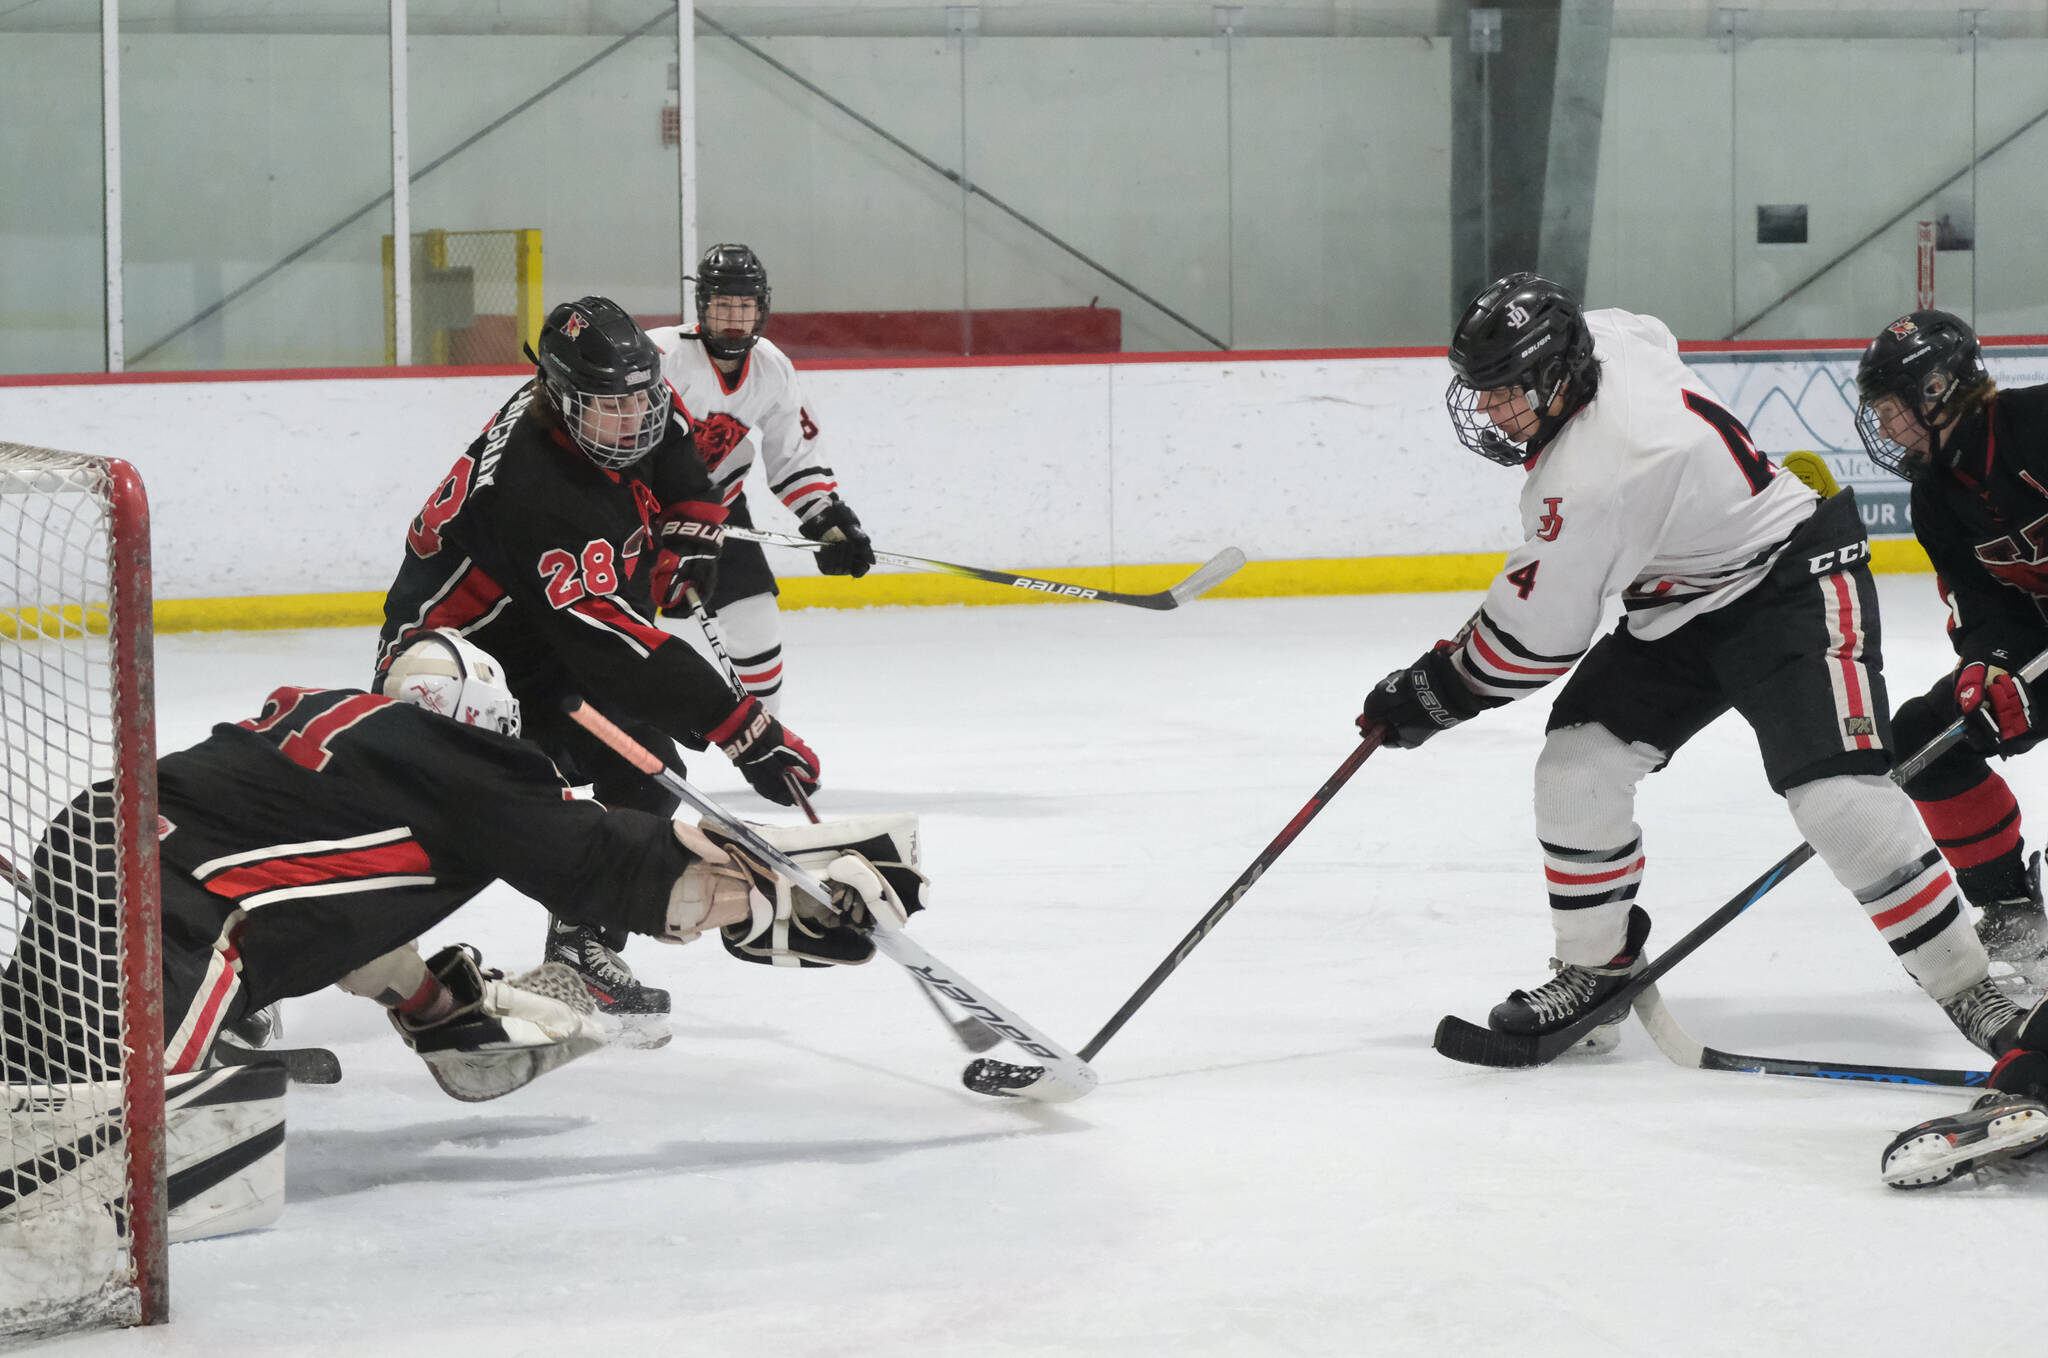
[0,444,148,1344]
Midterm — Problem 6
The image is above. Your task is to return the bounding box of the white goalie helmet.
[380,628,522,737]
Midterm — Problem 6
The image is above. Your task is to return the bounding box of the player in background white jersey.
[1359,272,2027,1057]
[645,244,876,717]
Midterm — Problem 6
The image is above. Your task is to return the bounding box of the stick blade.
[1431,1014,1545,1069]
[1168,547,1248,605]
[962,1057,1098,1103]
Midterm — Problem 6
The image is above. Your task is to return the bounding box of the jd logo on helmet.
[1506,302,1531,328]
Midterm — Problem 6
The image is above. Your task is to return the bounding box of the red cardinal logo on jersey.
[1536,497,1565,542]
[563,312,588,339]
[690,412,753,470]
[1977,511,2048,596]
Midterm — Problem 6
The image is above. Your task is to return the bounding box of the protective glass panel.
[405,3,682,366]
[0,3,105,376]
[121,2,393,371]
[696,11,966,360]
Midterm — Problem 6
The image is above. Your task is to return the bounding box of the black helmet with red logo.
[1854,310,1991,480]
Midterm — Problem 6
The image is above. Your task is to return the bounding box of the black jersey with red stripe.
[375,381,737,743]
[1909,384,2048,667]
[156,687,692,971]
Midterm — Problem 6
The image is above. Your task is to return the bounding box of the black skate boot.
[544,916,672,1049]
[1881,1092,2048,1189]
[1975,852,2048,982]
[1488,905,1651,1052]
[1940,976,2028,1056]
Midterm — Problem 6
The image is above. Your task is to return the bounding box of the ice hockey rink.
[47,576,2048,1358]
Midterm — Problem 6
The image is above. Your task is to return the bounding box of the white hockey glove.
[700,813,928,968]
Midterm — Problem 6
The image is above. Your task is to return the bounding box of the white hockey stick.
[679,586,1002,1055]
[726,524,1246,611]
[562,696,1097,1102]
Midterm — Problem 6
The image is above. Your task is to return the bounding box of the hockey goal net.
[0,444,165,1342]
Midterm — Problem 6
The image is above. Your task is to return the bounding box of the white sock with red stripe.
[1788,774,1991,1001]
[1534,722,1665,965]
[715,590,786,716]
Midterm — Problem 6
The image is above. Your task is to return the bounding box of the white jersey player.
[1360,272,2026,1062]
[646,244,875,715]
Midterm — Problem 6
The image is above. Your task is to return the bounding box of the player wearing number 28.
[1359,273,2024,1059]
[376,298,822,1021]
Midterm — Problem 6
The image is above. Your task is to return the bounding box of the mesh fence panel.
[0,445,148,1344]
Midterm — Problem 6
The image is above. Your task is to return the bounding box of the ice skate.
[392,944,607,1101]
[1881,1092,2048,1189]
[1488,905,1650,1053]
[545,917,673,1049]
[1977,854,2048,991]
[1940,977,2028,1056]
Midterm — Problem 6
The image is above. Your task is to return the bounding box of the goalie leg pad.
[711,814,928,968]
[1,1064,287,1250]
[391,946,606,1102]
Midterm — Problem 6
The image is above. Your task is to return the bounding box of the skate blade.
[1564,1022,1622,1057]
[1882,1105,2048,1189]
[600,1011,674,1051]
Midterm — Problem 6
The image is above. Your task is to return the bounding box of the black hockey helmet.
[693,243,772,362]
[1854,310,1992,481]
[529,296,669,470]
[1444,272,1600,466]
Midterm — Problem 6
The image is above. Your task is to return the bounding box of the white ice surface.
[42,579,2048,1358]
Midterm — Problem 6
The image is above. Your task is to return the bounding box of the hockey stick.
[681,586,1003,1055]
[209,1040,345,1085]
[725,524,1247,611]
[1631,981,1990,1089]
[1433,643,2048,1069]
[959,728,1388,1099]
[563,696,1097,1101]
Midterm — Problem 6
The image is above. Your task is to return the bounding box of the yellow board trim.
[132,541,1939,634]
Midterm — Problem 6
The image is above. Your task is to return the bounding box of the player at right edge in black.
[1851,310,2048,1188]
[378,296,821,1031]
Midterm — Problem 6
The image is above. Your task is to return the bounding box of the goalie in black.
[1,630,926,1105]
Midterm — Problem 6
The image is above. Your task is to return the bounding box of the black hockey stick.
[565,696,1097,1101]
[1631,981,1989,1089]
[681,586,1003,1055]
[210,1039,344,1085]
[1434,643,2048,1070]
[1432,845,1818,1068]
[960,728,1388,1098]
[724,525,1247,611]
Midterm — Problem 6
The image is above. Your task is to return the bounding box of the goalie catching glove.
[665,813,927,967]
[1957,655,2041,754]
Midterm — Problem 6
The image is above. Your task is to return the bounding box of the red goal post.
[0,444,166,1341]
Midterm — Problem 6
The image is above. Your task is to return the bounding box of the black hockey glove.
[650,500,727,614]
[1957,658,2041,754]
[799,498,875,578]
[708,695,821,806]
[1360,644,1487,749]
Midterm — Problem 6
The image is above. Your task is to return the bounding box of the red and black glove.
[1957,659,2038,753]
[799,498,875,578]
[650,500,727,613]
[1359,643,1490,749]
[708,696,820,806]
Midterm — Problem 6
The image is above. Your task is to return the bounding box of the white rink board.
[0,343,2043,603]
